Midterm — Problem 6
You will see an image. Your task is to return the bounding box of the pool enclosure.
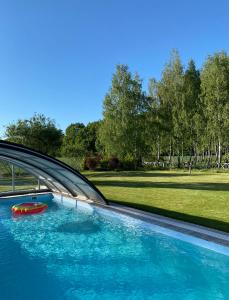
[0,141,107,204]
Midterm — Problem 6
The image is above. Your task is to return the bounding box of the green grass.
[1,169,228,232]
[0,177,37,193]
[84,170,229,233]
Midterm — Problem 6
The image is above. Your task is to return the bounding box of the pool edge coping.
[95,202,229,249]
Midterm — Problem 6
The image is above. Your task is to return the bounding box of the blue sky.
[0,0,229,137]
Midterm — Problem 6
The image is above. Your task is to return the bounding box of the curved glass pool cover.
[0,141,107,204]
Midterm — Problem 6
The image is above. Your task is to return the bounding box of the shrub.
[59,157,84,171]
[223,153,229,163]
[85,156,98,170]
[120,158,137,170]
[108,157,120,170]
[98,159,109,171]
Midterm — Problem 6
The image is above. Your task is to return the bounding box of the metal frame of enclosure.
[0,141,107,205]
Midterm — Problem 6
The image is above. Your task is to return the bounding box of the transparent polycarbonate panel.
[77,183,104,202]
[0,160,49,194]
[56,169,89,185]
[0,160,12,193]
[0,142,106,204]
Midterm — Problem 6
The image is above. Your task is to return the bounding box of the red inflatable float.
[12,202,48,215]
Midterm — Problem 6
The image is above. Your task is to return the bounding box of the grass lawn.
[84,170,229,233]
[0,177,37,193]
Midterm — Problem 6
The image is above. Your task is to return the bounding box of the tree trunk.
[189,146,192,164]
[189,162,192,174]
[194,144,198,167]
[169,138,172,165]
[157,137,160,161]
[207,148,211,168]
[177,143,181,168]
[177,152,181,168]
[215,144,218,163]
[218,139,221,167]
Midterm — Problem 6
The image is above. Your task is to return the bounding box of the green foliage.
[183,59,202,154]
[223,153,229,163]
[5,113,63,156]
[120,155,138,170]
[146,78,163,159]
[3,50,229,171]
[157,50,186,163]
[0,160,12,176]
[98,65,148,162]
[201,52,229,164]
[58,157,85,171]
[99,159,109,170]
[145,50,229,168]
[61,123,85,157]
[61,121,101,157]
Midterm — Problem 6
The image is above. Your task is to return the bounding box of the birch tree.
[157,50,184,165]
[98,65,147,164]
[201,52,229,165]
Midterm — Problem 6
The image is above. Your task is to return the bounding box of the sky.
[0,0,229,137]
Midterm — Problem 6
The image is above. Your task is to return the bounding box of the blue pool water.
[0,194,229,300]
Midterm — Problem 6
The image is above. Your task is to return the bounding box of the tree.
[98,65,148,164]
[61,121,101,157]
[5,114,63,156]
[147,78,163,160]
[201,52,229,165]
[83,121,101,154]
[61,123,85,157]
[183,59,202,161]
[157,50,184,165]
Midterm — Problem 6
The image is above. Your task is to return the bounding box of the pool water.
[0,194,229,300]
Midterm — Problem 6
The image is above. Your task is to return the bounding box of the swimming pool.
[0,194,229,300]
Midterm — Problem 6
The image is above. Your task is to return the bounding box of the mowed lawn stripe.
[85,170,229,232]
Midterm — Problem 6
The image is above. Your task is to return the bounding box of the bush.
[120,158,137,170]
[59,157,84,171]
[108,157,120,170]
[98,159,109,171]
[223,153,229,163]
[85,157,98,170]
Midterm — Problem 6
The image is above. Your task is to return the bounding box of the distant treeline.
[2,50,229,170]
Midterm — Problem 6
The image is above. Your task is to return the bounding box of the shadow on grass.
[108,200,229,233]
[86,171,207,178]
[92,180,229,192]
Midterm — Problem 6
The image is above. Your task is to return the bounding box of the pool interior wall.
[52,193,229,256]
[0,193,229,300]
